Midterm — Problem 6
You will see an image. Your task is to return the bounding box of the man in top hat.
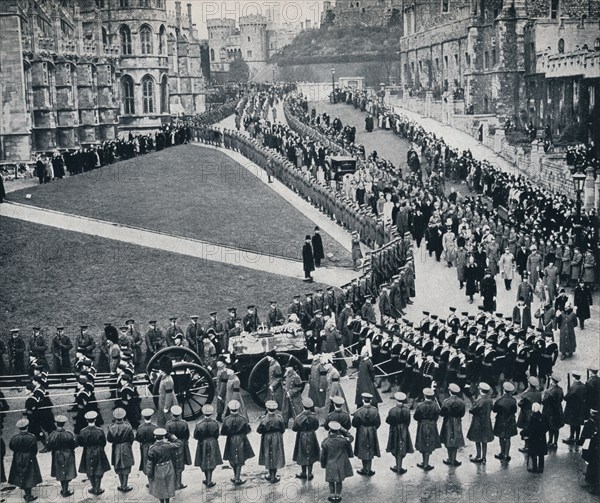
[320,420,354,502]
[414,388,441,470]
[386,392,413,474]
[136,409,158,477]
[517,376,542,453]
[563,371,587,445]
[258,400,286,483]
[146,427,179,503]
[77,411,111,495]
[292,397,320,481]
[46,415,77,497]
[352,392,381,476]
[541,374,564,449]
[243,305,260,333]
[165,405,191,490]
[440,383,466,466]
[107,408,135,492]
[9,418,42,501]
[221,400,255,485]
[493,381,518,462]
[8,328,26,375]
[303,235,315,282]
[193,404,222,488]
[467,382,495,464]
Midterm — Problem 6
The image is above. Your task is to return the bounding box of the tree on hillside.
[228,59,250,83]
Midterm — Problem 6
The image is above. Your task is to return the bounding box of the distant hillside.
[272,25,402,66]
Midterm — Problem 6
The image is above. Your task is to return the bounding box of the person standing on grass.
[351,232,363,271]
[303,235,315,282]
[312,227,325,268]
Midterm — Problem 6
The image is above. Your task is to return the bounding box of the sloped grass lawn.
[0,218,331,341]
[9,145,351,265]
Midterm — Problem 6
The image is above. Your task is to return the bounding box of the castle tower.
[207,18,236,80]
[239,15,268,78]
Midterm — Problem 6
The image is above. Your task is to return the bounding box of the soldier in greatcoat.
[354,348,381,407]
[215,360,228,421]
[146,428,179,503]
[107,408,135,492]
[292,397,320,481]
[352,392,381,476]
[257,400,286,483]
[467,382,495,464]
[46,415,77,497]
[563,371,587,445]
[386,392,413,474]
[282,362,304,426]
[221,400,255,485]
[9,419,42,502]
[541,374,564,448]
[320,421,354,503]
[157,357,178,427]
[440,383,466,466]
[8,329,26,375]
[193,404,222,488]
[522,403,549,473]
[165,405,191,489]
[77,411,111,495]
[325,396,352,431]
[414,388,441,470]
[267,351,284,409]
[224,369,248,421]
[517,376,542,453]
[136,408,158,475]
[493,381,518,462]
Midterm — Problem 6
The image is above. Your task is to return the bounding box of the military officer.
[221,400,255,485]
[76,325,96,360]
[257,400,286,483]
[107,408,135,492]
[8,328,26,375]
[440,383,466,466]
[46,415,77,497]
[145,321,165,365]
[9,419,42,502]
[77,411,111,495]
[292,397,320,481]
[193,404,222,488]
[165,405,191,490]
[136,408,158,476]
[29,327,48,371]
[267,301,285,329]
[352,392,381,476]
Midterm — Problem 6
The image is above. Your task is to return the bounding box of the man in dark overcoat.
[107,408,135,493]
[257,400,286,483]
[493,381,518,461]
[414,388,441,470]
[292,397,320,480]
[46,415,77,497]
[9,419,42,502]
[165,405,191,490]
[303,235,315,282]
[517,376,542,453]
[440,383,466,466]
[586,368,600,417]
[77,411,111,495]
[563,371,587,445]
[320,421,354,502]
[354,349,382,408]
[193,404,222,487]
[352,393,381,476]
[386,392,413,474]
[135,408,157,475]
[312,227,325,268]
[541,374,564,448]
[466,382,495,463]
[220,400,255,485]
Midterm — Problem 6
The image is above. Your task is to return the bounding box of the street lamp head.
[571,168,586,193]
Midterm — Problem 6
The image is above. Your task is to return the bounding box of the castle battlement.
[239,15,268,27]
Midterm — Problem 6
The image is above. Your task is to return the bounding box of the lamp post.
[331,68,336,104]
[571,165,587,248]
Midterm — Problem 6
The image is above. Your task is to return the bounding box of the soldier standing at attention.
[352,392,381,476]
[77,411,110,495]
[258,400,286,483]
[493,381,518,462]
[467,382,495,464]
[107,408,135,493]
[145,321,164,366]
[8,328,26,375]
[440,383,466,467]
[414,388,441,471]
[221,400,255,485]
[136,409,158,477]
[292,397,320,481]
[46,415,77,497]
[165,405,191,490]
[386,392,413,474]
[9,419,42,502]
[320,421,354,503]
[193,404,223,488]
[146,428,179,503]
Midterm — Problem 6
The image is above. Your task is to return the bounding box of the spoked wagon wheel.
[147,346,203,376]
[247,352,304,408]
[172,362,215,420]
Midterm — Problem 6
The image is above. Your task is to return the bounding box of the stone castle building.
[398,0,600,143]
[321,0,403,27]
[207,15,303,82]
[0,0,208,162]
